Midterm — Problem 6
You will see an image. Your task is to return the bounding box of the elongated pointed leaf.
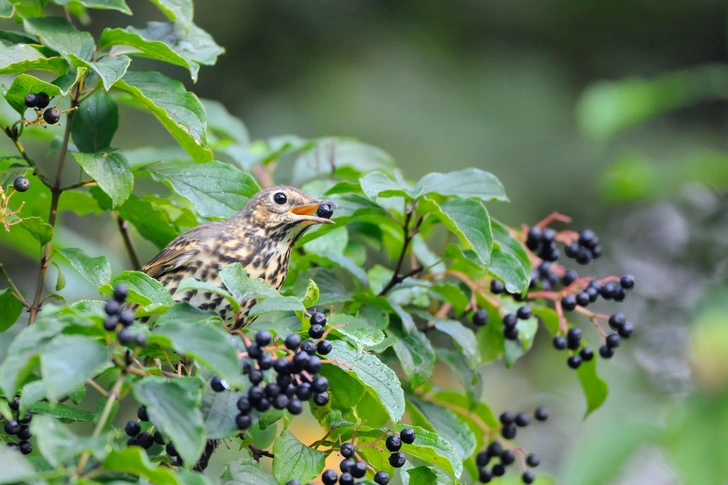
[0,44,68,75]
[87,54,131,90]
[103,270,174,309]
[53,0,132,14]
[146,159,259,217]
[31,414,111,467]
[415,168,508,202]
[392,329,436,389]
[132,376,205,465]
[57,247,111,287]
[0,446,37,484]
[272,431,325,484]
[577,358,609,417]
[488,219,531,294]
[118,194,178,249]
[23,17,94,61]
[222,451,278,485]
[40,334,110,400]
[104,447,183,485]
[71,151,132,207]
[114,71,212,161]
[149,0,193,28]
[2,73,62,114]
[0,288,24,332]
[219,262,278,301]
[408,396,476,459]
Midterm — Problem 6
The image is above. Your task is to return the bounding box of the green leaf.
[149,0,193,28]
[202,98,249,145]
[104,447,183,484]
[52,0,132,14]
[71,151,132,207]
[132,376,205,465]
[57,247,111,287]
[28,401,95,421]
[114,70,212,161]
[72,89,118,153]
[18,216,53,245]
[421,197,493,267]
[300,279,319,308]
[0,163,28,189]
[360,169,418,200]
[145,159,259,218]
[152,321,241,384]
[105,270,174,309]
[31,414,110,467]
[416,168,508,202]
[0,44,68,75]
[117,194,179,249]
[577,358,609,417]
[392,329,436,389]
[221,450,278,485]
[0,446,37,484]
[402,466,438,485]
[248,296,305,317]
[23,17,94,61]
[0,288,23,332]
[0,1,13,18]
[201,388,245,440]
[272,430,326,484]
[429,283,468,316]
[330,314,385,348]
[326,340,405,422]
[408,396,476,459]
[489,219,531,294]
[100,22,223,82]
[40,334,109,400]
[319,364,365,410]
[219,262,278,301]
[87,54,131,90]
[177,277,239,313]
[156,301,222,327]
[432,319,480,368]
[2,73,62,114]
[57,190,102,215]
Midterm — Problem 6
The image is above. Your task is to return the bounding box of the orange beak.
[289,204,321,216]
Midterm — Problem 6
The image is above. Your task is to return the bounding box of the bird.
[139,185,334,328]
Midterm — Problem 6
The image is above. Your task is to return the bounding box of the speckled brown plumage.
[141,185,333,327]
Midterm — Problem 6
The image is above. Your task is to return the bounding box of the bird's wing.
[141,222,225,279]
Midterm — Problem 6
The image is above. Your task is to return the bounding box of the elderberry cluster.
[124,406,181,465]
[23,92,60,124]
[3,395,33,455]
[103,285,146,347]
[472,298,533,342]
[476,408,546,483]
[208,312,333,430]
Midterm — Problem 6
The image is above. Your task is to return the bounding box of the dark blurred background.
[5,0,728,483]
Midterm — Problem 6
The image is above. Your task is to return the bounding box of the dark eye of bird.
[273,192,287,205]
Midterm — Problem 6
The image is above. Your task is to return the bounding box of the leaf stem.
[114,213,142,270]
[378,200,423,296]
[0,263,31,308]
[74,375,125,477]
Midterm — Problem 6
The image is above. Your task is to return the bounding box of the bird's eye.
[273,192,287,205]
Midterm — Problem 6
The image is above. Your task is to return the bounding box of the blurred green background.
[4,0,728,483]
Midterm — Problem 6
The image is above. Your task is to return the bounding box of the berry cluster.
[3,396,33,455]
[287,428,416,485]
[210,312,334,431]
[23,92,60,124]
[476,407,546,483]
[103,285,146,347]
[525,226,561,262]
[472,289,533,342]
[125,406,181,464]
[12,176,29,193]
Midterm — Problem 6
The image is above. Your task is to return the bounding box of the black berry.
[501,424,517,439]
[313,392,329,406]
[606,333,621,349]
[211,375,229,392]
[386,435,402,452]
[103,316,118,331]
[580,347,594,361]
[135,333,147,347]
[285,333,301,350]
[309,324,325,339]
[479,467,494,483]
[256,330,272,347]
[374,471,390,485]
[317,339,332,355]
[125,420,141,437]
[490,280,505,294]
[316,204,334,219]
[552,336,567,350]
[389,451,406,468]
[310,311,327,326]
[620,274,635,289]
[567,327,582,350]
[13,176,29,192]
[561,294,577,311]
[117,327,135,345]
[599,345,614,359]
[514,413,529,427]
[500,449,515,465]
[301,339,317,355]
[4,420,20,435]
[247,343,262,359]
[311,376,329,393]
[487,441,503,456]
[534,407,548,421]
[499,411,514,425]
[503,313,517,327]
[105,299,121,316]
[340,458,355,472]
[24,93,37,108]
[136,431,153,449]
[608,313,626,330]
[287,398,303,415]
[166,442,178,456]
[567,354,582,369]
[236,413,252,430]
[339,473,354,485]
[154,430,164,444]
[492,463,506,476]
[504,326,519,341]
[35,92,50,108]
[113,284,128,302]
[562,269,578,286]
[575,248,593,265]
[137,406,148,421]
[522,470,535,484]
[322,470,338,485]
[517,306,532,320]
[43,107,60,124]
[8,396,19,411]
[400,427,416,444]
[17,425,31,441]
[576,292,590,307]
[340,442,355,458]
[473,309,489,327]
[476,450,490,467]
[351,461,366,478]
[618,322,634,338]
[526,452,540,467]
[19,440,32,455]
[119,310,135,326]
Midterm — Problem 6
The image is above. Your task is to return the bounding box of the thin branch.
[0,264,31,308]
[28,81,82,324]
[74,376,124,477]
[60,178,95,191]
[115,213,142,270]
[86,379,109,397]
[378,201,423,296]
[8,137,53,187]
[249,443,274,461]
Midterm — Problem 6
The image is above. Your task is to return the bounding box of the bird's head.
[237,185,335,242]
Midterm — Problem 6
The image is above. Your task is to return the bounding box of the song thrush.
[140,185,334,327]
